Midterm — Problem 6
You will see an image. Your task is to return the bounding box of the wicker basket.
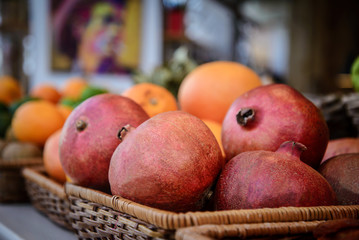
[0,157,43,203]
[22,166,73,231]
[65,183,359,240]
[175,221,324,240]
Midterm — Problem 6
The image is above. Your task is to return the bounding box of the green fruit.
[60,97,81,109]
[0,103,11,139]
[79,86,108,102]
[351,56,359,92]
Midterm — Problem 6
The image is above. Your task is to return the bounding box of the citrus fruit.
[57,104,73,119]
[178,61,262,123]
[9,96,39,116]
[202,119,225,157]
[12,100,65,145]
[122,83,178,117]
[0,75,22,105]
[43,129,66,183]
[62,77,88,100]
[30,84,62,104]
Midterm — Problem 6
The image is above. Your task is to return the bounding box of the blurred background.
[0,0,359,94]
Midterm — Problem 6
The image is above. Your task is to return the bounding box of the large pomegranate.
[109,111,225,212]
[59,93,149,191]
[214,141,337,210]
[319,153,359,205]
[222,83,329,169]
[321,138,359,164]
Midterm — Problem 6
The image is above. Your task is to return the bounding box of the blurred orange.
[43,129,66,183]
[0,75,22,105]
[30,84,62,104]
[122,83,178,117]
[202,119,225,157]
[12,100,65,146]
[62,77,88,100]
[57,104,73,119]
[178,61,262,124]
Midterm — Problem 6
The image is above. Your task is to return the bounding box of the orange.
[56,104,73,119]
[12,100,65,146]
[178,61,262,124]
[62,77,88,100]
[0,75,22,105]
[202,119,225,158]
[43,128,66,183]
[122,83,178,117]
[30,84,62,104]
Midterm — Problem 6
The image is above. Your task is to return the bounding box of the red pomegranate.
[109,111,225,212]
[222,84,329,169]
[59,93,149,191]
[214,141,337,210]
[321,138,359,164]
[319,153,359,205]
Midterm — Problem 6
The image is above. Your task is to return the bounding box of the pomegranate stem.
[118,124,135,141]
[276,141,307,159]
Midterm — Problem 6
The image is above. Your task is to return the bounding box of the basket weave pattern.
[175,221,325,240]
[0,158,43,203]
[22,167,72,231]
[65,183,359,240]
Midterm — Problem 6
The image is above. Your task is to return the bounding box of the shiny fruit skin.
[222,84,329,169]
[59,93,149,191]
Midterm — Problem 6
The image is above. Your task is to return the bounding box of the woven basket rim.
[0,157,43,168]
[174,220,325,240]
[65,183,359,230]
[22,166,66,199]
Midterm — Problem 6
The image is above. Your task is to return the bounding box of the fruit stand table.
[0,203,76,240]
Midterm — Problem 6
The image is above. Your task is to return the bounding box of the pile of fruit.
[1,60,359,213]
[0,76,107,169]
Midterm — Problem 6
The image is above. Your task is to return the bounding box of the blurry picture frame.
[28,0,163,93]
[51,0,142,74]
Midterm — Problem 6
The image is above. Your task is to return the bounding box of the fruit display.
[109,111,224,212]
[122,82,178,117]
[0,75,22,105]
[214,141,337,210]
[178,61,262,124]
[0,75,111,185]
[43,129,66,183]
[59,93,150,191]
[30,84,62,104]
[1,57,359,239]
[11,100,66,146]
[222,83,329,169]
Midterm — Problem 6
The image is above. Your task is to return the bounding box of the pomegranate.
[321,138,359,164]
[222,83,329,169]
[319,153,359,205]
[109,111,225,212]
[59,93,149,191]
[214,141,337,210]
